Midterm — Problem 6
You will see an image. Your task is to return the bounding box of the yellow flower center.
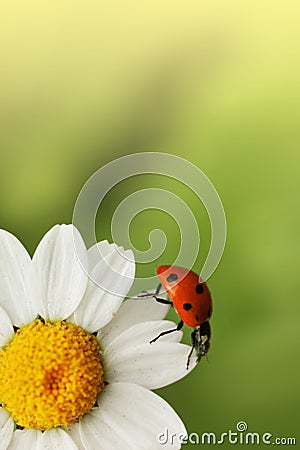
[0,319,104,430]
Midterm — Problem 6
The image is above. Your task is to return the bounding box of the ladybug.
[149,265,212,369]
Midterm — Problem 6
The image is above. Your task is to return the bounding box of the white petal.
[86,242,135,293]
[40,429,78,449]
[97,297,170,348]
[0,306,14,347]
[0,230,34,327]
[30,225,88,320]
[105,342,197,389]
[7,429,42,449]
[0,407,14,450]
[79,382,186,450]
[70,242,135,332]
[86,240,116,271]
[104,320,183,355]
[63,424,85,450]
[80,410,122,450]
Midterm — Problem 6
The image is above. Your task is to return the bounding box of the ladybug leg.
[138,283,173,305]
[186,331,197,370]
[138,291,154,298]
[153,283,173,305]
[150,320,183,344]
[153,297,173,306]
[154,283,173,305]
[155,283,162,295]
[138,283,164,298]
[138,293,172,305]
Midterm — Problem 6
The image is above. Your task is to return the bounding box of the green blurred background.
[1,1,299,448]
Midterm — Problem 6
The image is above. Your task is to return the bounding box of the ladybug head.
[192,321,211,363]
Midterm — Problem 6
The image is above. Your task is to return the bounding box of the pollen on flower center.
[0,319,104,430]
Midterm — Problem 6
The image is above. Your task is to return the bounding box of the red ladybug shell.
[156,265,212,328]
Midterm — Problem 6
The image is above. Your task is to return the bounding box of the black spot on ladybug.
[183,303,192,311]
[195,314,199,322]
[166,273,178,283]
[196,284,204,294]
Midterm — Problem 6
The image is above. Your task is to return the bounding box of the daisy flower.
[0,225,196,449]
